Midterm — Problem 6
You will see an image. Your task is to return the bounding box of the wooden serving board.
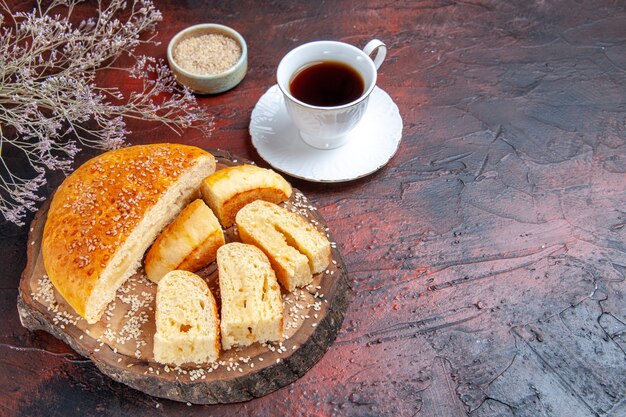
[17,149,350,404]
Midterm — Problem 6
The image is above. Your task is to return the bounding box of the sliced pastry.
[153,270,220,365]
[236,200,330,291]
[145,199,225,284]
[201,164,292,227]
[217,243,283,350]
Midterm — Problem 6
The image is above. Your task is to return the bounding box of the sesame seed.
[174,34,242,75]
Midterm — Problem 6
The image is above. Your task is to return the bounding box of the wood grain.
[17,150,350,404]
[1,0,625,416]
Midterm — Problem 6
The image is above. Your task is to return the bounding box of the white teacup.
[277,39,386,149]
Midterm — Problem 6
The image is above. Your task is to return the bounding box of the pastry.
[153,270,220,365]
[236,200,330,291]
[217,242,283,350]
[201,164,292,227]
[144,199,224,283]
[42,144,216,323]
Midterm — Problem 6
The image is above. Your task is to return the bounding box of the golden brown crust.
[144,199,224,283]
[42,144,215,319]
[176,230,225,271]
[144,199,201,271]
[201,165,292,227]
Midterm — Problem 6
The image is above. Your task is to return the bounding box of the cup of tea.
[277,39,386,149]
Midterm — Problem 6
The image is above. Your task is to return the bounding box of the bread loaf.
[144,199,224,283]
[42,144,216,324]
[217,243,283,350]
[200,164,292,227]
[153,270,220,365]
[236,200,330,292]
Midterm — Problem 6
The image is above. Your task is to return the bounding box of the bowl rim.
[167,23,248,80]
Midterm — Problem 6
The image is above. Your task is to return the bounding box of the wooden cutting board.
[17,149,350,404]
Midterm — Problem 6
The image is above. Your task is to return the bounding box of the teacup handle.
[363,39,386,70]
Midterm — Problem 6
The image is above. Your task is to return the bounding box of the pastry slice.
[145,199,225,284]
[217,243,283,350]
[201,164,292,227]
[154,270,220,365]
[236,200,330,291]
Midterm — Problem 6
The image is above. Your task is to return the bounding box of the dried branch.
[0,0,213,226]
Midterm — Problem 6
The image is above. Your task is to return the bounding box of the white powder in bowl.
[174,33,242,75]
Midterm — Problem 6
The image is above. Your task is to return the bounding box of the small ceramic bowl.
[167,23,248,94]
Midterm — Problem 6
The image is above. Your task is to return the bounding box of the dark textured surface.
[1,0,625,416]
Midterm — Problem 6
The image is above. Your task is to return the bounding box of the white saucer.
[249,85,402,182]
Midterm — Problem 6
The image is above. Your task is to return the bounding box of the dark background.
[1,1,625,416]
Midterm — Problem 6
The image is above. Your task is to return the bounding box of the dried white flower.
[0,0,213,226]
